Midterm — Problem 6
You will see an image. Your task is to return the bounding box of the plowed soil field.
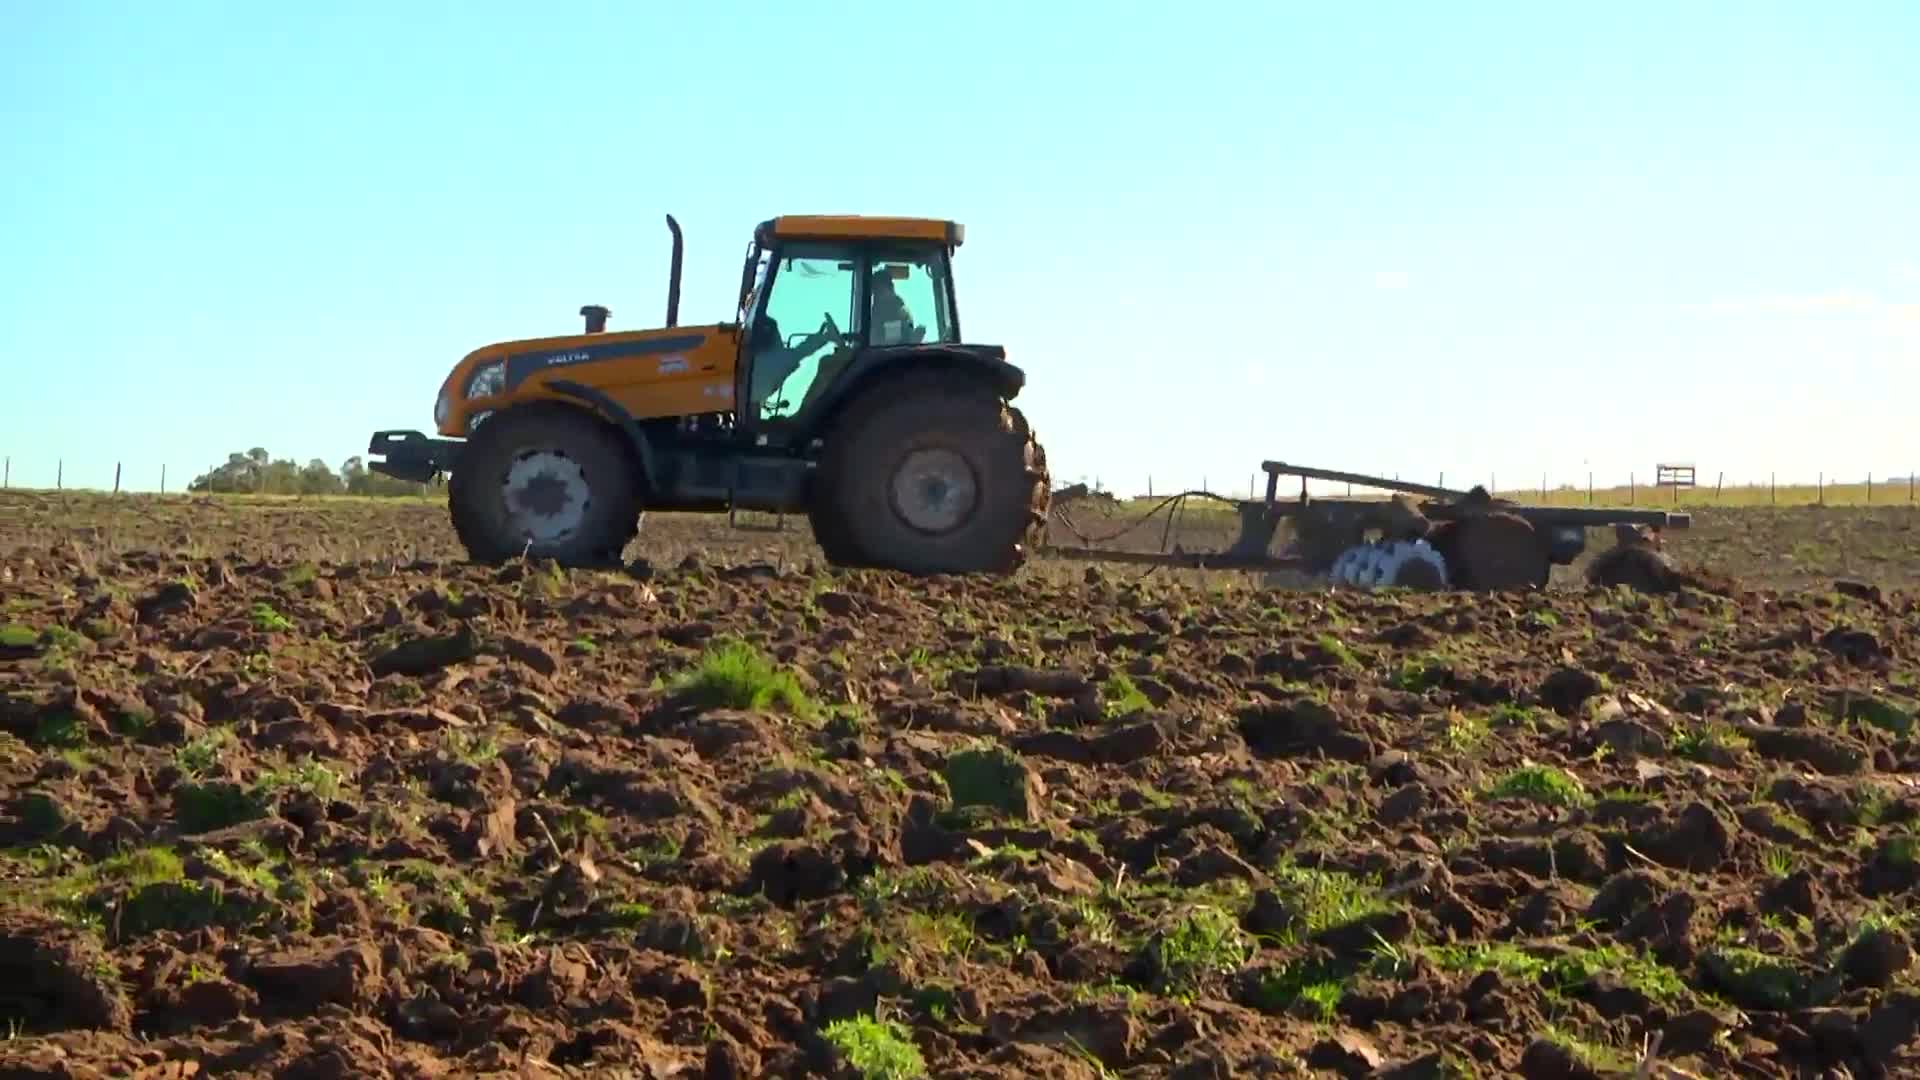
[4,491,1920,1078]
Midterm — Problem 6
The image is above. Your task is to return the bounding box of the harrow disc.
[1328,539,1450,591]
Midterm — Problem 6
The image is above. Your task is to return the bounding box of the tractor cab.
[730,216,963,437]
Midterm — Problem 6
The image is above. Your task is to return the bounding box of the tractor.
[367,214,1051,574]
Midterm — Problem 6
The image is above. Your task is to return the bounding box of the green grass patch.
[1242,955,1348,1019]
[942,745,1038,820]
[1443,710,1490,754]
[10,844,266,938]
[1430,941,1689,1005]
[1100,672,1152,718]
[672,640,816,717]
[1837,694,1917,738]
[256,758,343,801]
[0,623,39,648]
[1142,905,1250,996]
[40,625,89,653]
[1388,654,1450,693]
[175,729,236,778]
[174,781,268,833]
[821,1015,926,1079]
[1484,764,1592,809]
[1262,862,1394,943]
[32,712,89,750]
[1699,946,1806,1010]
[1537,1025,1635,1075]
[1489,703,1543,729]
[1315,634,1359,669]
[1671,722,1750,761]
[250,602,295,633]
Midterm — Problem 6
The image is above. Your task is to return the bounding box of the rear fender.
[804,344,1025,440]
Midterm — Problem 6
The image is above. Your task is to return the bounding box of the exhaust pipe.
[580,305,609,334]
[665,213,683,328]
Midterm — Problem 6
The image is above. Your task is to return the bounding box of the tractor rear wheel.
[813,371,1048,575]
[448,404,640,567]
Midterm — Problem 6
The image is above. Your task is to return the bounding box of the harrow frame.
[1038,459,1692,590]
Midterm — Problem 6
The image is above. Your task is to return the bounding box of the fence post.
[2,457,7,488]
[1867,473,1873,504]
[113,463,121,494]
[1716,472,1723,501]
[1588,471,1593,504]
[161,464,167,494]
[1819,472,1824,505]
[1439,471,1445,490]
[1540,472,1547,503]
[57,460,62,490]
[1630,473,1635,502]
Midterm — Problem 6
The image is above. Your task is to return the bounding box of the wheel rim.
[888,447,978,535]
[502,449,592,544]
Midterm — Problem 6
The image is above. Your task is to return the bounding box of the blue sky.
[4,1,1916,496]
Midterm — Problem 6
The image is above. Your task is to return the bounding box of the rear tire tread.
[812,371,1049,575]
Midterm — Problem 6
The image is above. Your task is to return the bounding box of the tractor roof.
[757,215,963,248]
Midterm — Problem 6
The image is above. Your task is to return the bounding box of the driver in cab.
[747,311,838,413]
[869,267,925,346]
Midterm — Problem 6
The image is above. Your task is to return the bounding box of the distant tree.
[300,458,344,495]
[188,448,429,497]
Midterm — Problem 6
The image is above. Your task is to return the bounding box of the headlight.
[434,389,451,427]
[465,361,506,399]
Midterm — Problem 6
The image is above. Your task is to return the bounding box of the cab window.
[748,243,859,419]
[866,250,955,347]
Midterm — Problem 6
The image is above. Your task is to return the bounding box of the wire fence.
[3,455,1917,508]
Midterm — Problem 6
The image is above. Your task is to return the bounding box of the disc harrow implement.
[1039,459,1694,592]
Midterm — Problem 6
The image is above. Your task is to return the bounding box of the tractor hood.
[436,321,740,436]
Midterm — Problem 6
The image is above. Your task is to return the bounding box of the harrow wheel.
[1328,539,1450,591]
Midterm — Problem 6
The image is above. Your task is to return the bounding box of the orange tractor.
[369,214,1049,574]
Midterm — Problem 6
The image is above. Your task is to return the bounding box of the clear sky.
[4,2,1916,497]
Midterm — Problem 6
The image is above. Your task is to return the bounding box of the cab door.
[735,240,863,440]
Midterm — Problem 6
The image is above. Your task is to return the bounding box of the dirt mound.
[1587,526,1738,595]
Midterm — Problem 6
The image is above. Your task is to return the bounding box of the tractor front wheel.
[813,372,1048,575]
[448,404,641,567]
